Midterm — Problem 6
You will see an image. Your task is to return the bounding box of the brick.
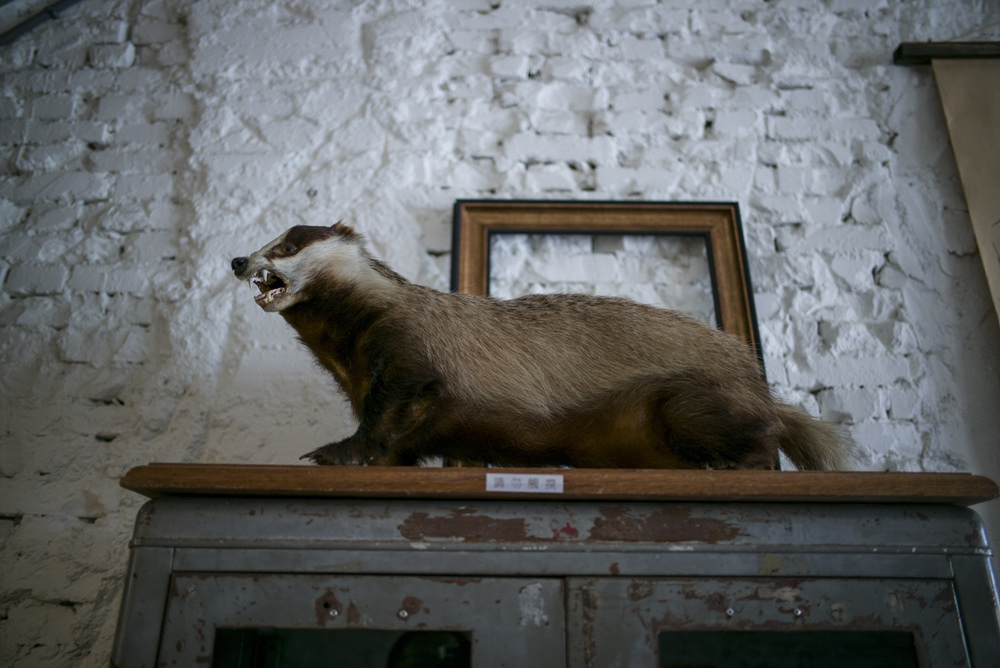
[442,75,492,100]
[68,69,117,92]
[0,40,35,70]
[766,113,819,140]
[114,173,175,200]
[31,95,74,120]
[595,165,681,194]
[88,42,136,69]
[611,89,666,112]
[154,39,192,67]
[66,264,106,292]
[512,81,601,112]
[530,110,588,135]
[544,57,591,81]
[0,225,43,259]
[789,354,913,390]
[593,6,686,33]
[502,132,615,165]
[829,251,882,290]
[115,122,172,145]
[68,265,147,294]
[0,199,27,231]
[132,18,183,45]
[830,0,888,9]
[490,55,530,78]
[786,223,891,255]
[852,421,924,464]
[499,29,550,56]
[609,109,671,133]
[0,119,28,146]
[88,147,182,173]
[768,113,882,142]
[749,195,804,222]
[23,120,73,143]
[525,163,577,190]
[447,159,503,190]
[151,93,195,120]
[444,0,494,10]
[448,30,500,54]
[32,204,81,232]
[4,263,69,295]
[73,122,112,144]
[57,328,108,365]
[778,86,830,111]
[776,165,810,194]
[0,94,23,119]
[20,143,87,171]
[455,5,544,30]
[124,231,178,263]
[96,203,153,233]
[713,62,755,85]
[615,35,664,61]
[114,67,171,93]
[97,95,148,121]
[886,383,922,420]
[712,110,759,135]
[35,37,87,69]
[117,326,149,363]
[10,295,72,327]
[12,171,112,203]
[93,18,131,44]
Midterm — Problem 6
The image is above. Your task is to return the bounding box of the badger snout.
[232,256,249,277]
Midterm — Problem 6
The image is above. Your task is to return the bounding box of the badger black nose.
[231,257,248,275]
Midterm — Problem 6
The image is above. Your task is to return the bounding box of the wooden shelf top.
[120,464,1000,506]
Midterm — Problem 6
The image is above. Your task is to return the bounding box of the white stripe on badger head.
[289,235,393,293]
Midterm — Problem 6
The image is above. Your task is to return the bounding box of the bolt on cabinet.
[112,465,1000,667]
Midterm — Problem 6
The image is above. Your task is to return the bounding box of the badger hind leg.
[647,374,781,470]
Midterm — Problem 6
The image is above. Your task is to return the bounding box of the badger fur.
[231,223,850,471]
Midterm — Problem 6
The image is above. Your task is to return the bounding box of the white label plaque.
[485,473,564,494]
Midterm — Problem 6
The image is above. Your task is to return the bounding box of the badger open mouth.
[250,268,287,306]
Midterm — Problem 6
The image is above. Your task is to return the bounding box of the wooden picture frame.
[451,200,763,370]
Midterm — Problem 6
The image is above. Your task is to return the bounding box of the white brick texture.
[2,0,1000,665]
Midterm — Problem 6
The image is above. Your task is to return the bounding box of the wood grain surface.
[120,463,1000,505]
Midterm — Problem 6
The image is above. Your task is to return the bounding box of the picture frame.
[450,200,764,371]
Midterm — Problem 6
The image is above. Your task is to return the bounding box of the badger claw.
[301,444,368,466]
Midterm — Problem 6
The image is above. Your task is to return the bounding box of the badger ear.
[330,221,358,239]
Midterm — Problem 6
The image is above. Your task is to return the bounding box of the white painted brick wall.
[2,0,1000,664]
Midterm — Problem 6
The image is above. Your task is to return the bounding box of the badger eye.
[282,243,296,254]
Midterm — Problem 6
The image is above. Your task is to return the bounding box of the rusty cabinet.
[112,489,1000,667]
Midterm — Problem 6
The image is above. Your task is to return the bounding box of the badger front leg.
[302,375,440,466]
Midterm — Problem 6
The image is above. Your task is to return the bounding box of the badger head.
[231,223,366,312]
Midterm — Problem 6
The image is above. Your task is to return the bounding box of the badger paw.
[301,442,367,466]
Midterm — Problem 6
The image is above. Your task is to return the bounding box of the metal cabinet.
[569,577,967,667]
[112,494,1000,667]
[160,574,564,667]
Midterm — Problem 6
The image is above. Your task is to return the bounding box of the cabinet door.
[567,577,968,667]
[158,574,564,667]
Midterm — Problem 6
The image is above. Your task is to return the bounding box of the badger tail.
[776,403,854,471]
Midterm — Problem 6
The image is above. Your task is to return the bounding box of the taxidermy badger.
[231,223,849,471]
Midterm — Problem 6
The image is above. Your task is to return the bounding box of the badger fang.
[249,268,287,306]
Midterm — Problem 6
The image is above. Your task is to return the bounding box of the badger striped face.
[231,224,367,312]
